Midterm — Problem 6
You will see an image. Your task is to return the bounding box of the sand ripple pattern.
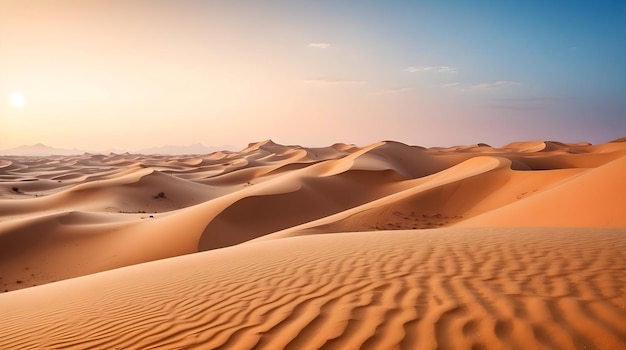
[0,227,624,349]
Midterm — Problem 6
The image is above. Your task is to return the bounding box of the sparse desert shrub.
[154,192,166,199]
[11,187,19,193]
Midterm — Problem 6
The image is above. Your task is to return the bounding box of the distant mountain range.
[0,143,82,156]
[0,143,240,156]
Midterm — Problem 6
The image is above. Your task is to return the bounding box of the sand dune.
[1,228,624,349]
[0,139,625,349]
[461,154,626,227]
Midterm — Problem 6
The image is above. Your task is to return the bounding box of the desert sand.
[0,139,625,349]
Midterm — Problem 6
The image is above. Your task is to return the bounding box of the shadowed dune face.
[0,139,625,349]
[198,169,406,250]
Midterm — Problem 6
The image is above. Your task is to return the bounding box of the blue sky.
[0,0,624,150]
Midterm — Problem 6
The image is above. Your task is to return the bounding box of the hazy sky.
[1,0,624,151]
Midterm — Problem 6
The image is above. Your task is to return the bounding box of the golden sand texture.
[1,139,625,349]
[0,228,624,349]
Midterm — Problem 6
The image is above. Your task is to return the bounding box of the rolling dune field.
[1,139,625,349]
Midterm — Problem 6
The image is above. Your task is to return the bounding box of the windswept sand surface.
[1,139,625,349]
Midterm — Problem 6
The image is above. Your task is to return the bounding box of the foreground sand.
[1,139,625,349]
[1,228,624,349]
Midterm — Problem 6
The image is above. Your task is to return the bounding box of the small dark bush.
[11,187,19,193]
[154,192,166,199]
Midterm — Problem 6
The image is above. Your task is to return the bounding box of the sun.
[10,91,25,108]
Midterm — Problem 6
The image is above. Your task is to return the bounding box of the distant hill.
[136,143,239,155]
[0,143,83,156]
[1,143,240,156]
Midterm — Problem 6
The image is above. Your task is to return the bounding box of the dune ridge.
[1,139,625,349]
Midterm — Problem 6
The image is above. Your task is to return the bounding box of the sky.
[1,0,624,151]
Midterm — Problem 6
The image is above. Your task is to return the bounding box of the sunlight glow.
[10,91,25,108]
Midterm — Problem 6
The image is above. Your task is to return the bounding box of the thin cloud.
[442,82,460,87]
[469,81,521,90]
[308,43,331,49]
[302,78,364,85]
[498,97,560,103]
[483,97,559,111]
[483,104,544,111]
[442,80,522,91]
[368,87,412,96]
[404,66,456,73]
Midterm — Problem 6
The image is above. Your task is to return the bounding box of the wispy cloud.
[404,66,456,73]
[441,80,522,92]
[469,81,521,90]
[308,42,331,49]
[302,78,364,85]
[442,82,460,88]
[483,97,559,111]
[498,97,559,103]
[368,87,412,96]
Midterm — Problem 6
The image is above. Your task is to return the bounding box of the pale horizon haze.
[1,0,624,152]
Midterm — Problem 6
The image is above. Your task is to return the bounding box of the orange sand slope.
[1,228,624,349]
[0,139,625,349]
